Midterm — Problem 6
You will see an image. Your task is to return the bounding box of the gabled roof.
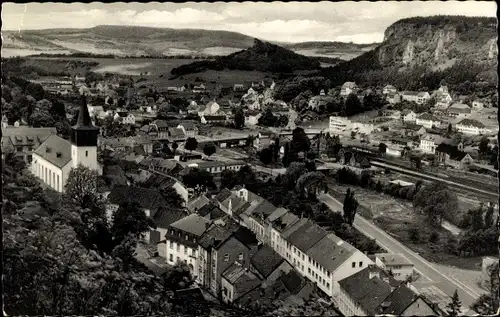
[178,121,198,130]
[248,200,278,222]
[221,264,261,300]
[376,284,421,315]
[142,173,178,190]
[271,210,300,233]
[339,266,397,315]
[187,195,211,212]
[168,127,186,140]
[170,213,212,236]
[286,219,327,253]
[306,233,358,272]
[457,119,484,128]
[197,203,226,220]
[198,223,234,250]
[203,115,227,121]
[417,113,440,122]
[401,109,415,116]
[107,186,168,217]
[33,135,72,168]
[279,269,308,294]
[448,103,471,113]
[251,245,286,278]
[404,123,424,131]
[435,143,468,161]
[281,217,309,239]
[153,207,188,229]
[214,188,233,202]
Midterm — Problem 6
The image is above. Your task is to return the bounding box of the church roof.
[34,134,72,168]
[73,96,99,130]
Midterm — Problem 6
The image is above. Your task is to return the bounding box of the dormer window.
[238,253,244,261]
[224,254,229,262]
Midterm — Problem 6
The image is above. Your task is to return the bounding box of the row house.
[246,204,373,299]
[338,265,438,316]
[188,160,245,174]
[197,223,259,297]
[456,119,492,136]
[401,91,430,105]
[165,214,212,278]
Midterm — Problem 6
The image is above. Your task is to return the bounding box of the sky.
[1,1,497,43]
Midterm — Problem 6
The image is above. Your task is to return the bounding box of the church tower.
[71,96,99,170]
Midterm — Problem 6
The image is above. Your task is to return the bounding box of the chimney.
[46,147,52,153]
[56,152,62,158]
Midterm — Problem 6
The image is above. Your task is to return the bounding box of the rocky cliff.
[377,16,497,69]
[318,16,498,93]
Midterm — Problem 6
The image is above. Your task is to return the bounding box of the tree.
[184,137,198,153]
[484,205,495,227]
[203,142,216,157]
[182,168,216,193]
[65,165,101,207]
[25,82,45,100]
[446,290,462,316]
[343,188,359,226]
[295,171,328,198]
[409,228,420,243]
[234,107,245,129]
[447,123,453,135]
[378,143,387,154]
[470,206,484,231]
[429,231,440,243]
[344,93,362,116]
[259,147,274,166]
[479,136,489,155]
[111,202,156,245]
[413,182,458,226]
[220,170,238,190]
[162,263,195,291]
[171,142,178,155]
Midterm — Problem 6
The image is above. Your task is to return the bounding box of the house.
[401,110,417,123]
[192,84,206,93]
[172,287,209,316]
[249,245,293,287]
[375,253,414,281]
[214,189,253,221]
[472,100,485,110]
[31,97,100,192]
[139,156,184,177]
[401,91,430,104]
[165,213,212,277]
[149,120,175,139]
[415,113,441,129]
[244,111,262,126]
[338,264,438,316]
[340,82,358,96]
[308,95,330,110]
[419,133,445,154]
[447,103,472,119]
[244,200,279,241]
[187,194,211,212]
[200,101,221,116]
[329,116,352,134]
[232,186,265,206]
[200,115,227,125]
[167,127,187,142]
[434,86,453,108]
[196,203,228,221]
[435,143,473,169]
[403,124,426,137]
[2,125,57,163]
[177,122,199,138]
[197,224,259,296]
[383,85,397,95]
[381,109,401,120]
[88,105,104,118]
[386,93,401,104]
[154,207,190,257]
[114,111,136,125]
[105,185,169,242]
[247,101,261,111]
[140,173,189,204]
[185,160,245,174]
[221,263,262,304]
[234,84,245,92]
[456,119,492,136]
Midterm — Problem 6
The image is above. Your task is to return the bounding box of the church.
[31,96,101,192]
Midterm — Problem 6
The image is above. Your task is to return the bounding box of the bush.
[429,232,440,243]
[409,228,420,243]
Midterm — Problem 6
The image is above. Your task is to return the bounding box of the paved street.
[318,192,481,308]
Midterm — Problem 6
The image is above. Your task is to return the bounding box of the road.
[318,192,480,309]
[371,160,498,199]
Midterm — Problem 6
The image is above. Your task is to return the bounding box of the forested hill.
[170,39,322,76]
[317,15,498,94]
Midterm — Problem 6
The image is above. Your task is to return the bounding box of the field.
[330,182,483,271]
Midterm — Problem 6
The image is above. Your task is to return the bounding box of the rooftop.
[376,284,421,315]
[286,220,328,254]
[170,213,212,237]
[375,253,414,266]
[107,186,168,217]
[251,245,285,278]
[306,233,358,273]
[417,113,440,122]
[457,119,485,128]
[187,195,211,212]
[222,264,261,299]
[33,134,72,168]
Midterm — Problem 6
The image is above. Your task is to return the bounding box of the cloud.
[1,1,497,43]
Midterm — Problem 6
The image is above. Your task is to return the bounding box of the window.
[301,254,304,261]
[184,247,188,255]
[326,282,330,289]
[352,262,356,268]
[186,235,189,240]
[238,253,244,261]
[169,254,173,262]
[85,150,88,157]
[169,241,173,249]
[17,146,23,152]
[176,244,180,252]
[176,257,180,263]
[57,175,60,191]
[308,268,311,274]
[327,271,330,278]
[359,261,363,267]
[224,254,229,262]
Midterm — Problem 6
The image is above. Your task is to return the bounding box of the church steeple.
[71,96,99,147]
